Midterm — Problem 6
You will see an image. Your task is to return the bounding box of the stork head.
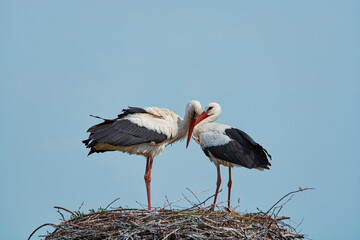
[185,100,202,148]
[186,102,221,148]
[185,100,202,119]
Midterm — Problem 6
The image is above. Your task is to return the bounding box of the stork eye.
[207,106,213,111]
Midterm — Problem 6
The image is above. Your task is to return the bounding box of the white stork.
[83,100,202,210]
[187,102,271,211]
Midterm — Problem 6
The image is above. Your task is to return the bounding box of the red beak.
[194,111,209,126]
[186,117,196,148]
[186,111,209,148]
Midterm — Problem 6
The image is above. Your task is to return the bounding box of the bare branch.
[28,223,56,240]
[186,187,201,204]
[53,206,74,215]
[266,187,315,214]
[179,189,222,213]
[78,201,84,212]
[105,197,121,211]
[159,190,208,210]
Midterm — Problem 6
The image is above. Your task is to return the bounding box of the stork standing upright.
[83,100,202,210]
[187,103,271,211]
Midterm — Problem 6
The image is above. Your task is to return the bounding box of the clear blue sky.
[1,1,359,239]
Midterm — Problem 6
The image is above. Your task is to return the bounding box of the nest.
[42,208,303,240]
[31,188,311,240]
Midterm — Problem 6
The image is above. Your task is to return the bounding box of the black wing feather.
[117,107,148,118]
[204,128,271,169]
[83,107,168,155]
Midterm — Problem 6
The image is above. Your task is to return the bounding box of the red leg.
[227,167,232,209]
[211,164,221,211]
[144,156,154,210]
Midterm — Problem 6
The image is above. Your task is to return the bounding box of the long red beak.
[194,111,209,126]
[186,111,209,148]
[186,117,196,148]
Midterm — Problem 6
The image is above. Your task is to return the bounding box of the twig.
[78,201,84,212]
[105,197,121,210]
[186,187,201,204]
[160,190,208,210]
[53,206,74,215]
[266,187,314,214]
[136,201,146,210]
[56,208,65,221]
[295,217,304,230]
[179,189,221,213]
[232,198,241,211]
[28,223,56,240]
[162,228,180,240]
[274,194,294,218]
[165,195,172,211]
[182,192,196,206]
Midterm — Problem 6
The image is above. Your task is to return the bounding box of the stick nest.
[33,188,313,239]
[43,207,304,239]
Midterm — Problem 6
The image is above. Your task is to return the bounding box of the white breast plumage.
[195,123,232,148]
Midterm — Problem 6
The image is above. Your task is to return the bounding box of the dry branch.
[266,187,315,215]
